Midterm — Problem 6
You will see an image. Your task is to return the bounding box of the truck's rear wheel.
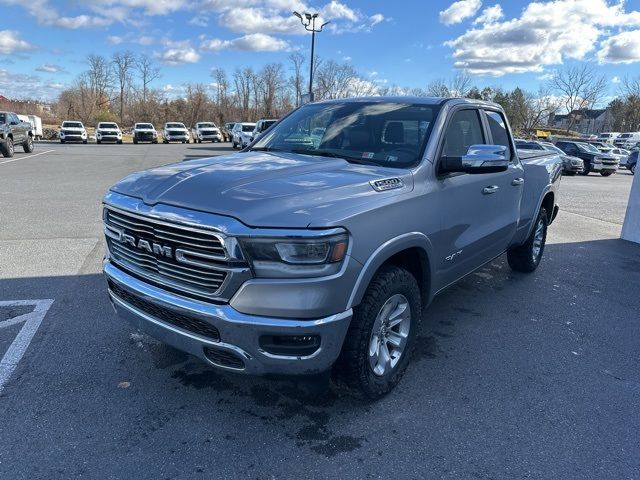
[23,135,34,153]
[1,137,14,157]
[507,207,548,273]
[331,265,421,399]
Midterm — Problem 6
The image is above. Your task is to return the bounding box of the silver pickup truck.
[103,97,562,398]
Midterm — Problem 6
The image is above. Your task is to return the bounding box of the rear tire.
[600,171,613,177]
[23,135,34,153]
[97,140,101,144]
[507,207,548,273]
[133,138,138,144]
[83,140,87,144]
[331,265,421,399]
[564,171,576,176]
[60,139,65,144]
[581,165,591,175]
[631,164,636,175]
[1,137,14,157]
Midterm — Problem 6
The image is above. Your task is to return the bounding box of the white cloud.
[439,0,482,25]
[91,0,189,16]
[369,13,385,26]
[612,76,621,84]
[189,16,209,27]
[36,64,66,73]
[155,40,201,65]
[0,69,67,100]
[597,30,640,64]
[473,4,502,24]
[444,0,640,76]
[201,33,289,52]
[108,34,155,45]
[321,0,359,22]
[0,30,33,54]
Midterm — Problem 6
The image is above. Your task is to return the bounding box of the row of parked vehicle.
[515,138,636,175]
[588,131,640,150]
[55,118,280,146]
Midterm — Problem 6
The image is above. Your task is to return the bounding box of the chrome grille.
[104,207,229,300]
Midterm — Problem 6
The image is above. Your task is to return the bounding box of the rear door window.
[484,110,512,160]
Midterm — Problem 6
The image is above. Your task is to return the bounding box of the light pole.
[293,11,329,103]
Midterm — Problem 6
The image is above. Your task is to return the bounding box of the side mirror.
[440,144,509,174]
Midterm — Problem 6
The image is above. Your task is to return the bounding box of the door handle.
[482,185,499,194]
[512,177,524,186]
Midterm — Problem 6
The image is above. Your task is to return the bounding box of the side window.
[442,109,485,157]
[11,114,19,125]
[484,110,512,160]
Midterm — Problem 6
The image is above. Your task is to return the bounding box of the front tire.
[331,265,421,399]
[1,137,14,157]
[631,164,636,175]
[564,171,577,176]
[23,135,34,153]
[83,140,87,144]
[600,171,613,177]
[507,207,548,273]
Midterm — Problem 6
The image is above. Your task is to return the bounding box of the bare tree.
[450,72,473,97]
[86,54,113,109]
[549,65,608,133]
[315,60,358,100]
[260,63,286,117]
[135,54,161,105]
[211,67,229,124]
[288,52,305,107]
[426,78,450,97]
[113,51,136,123]
[233,67,253,120]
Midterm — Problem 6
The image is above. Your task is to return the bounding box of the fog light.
[259,334,321,357]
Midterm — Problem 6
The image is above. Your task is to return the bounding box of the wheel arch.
[347,233,435,310]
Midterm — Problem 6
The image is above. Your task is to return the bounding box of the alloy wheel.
[368,294,411,377]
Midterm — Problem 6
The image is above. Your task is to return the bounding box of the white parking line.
[0,299,54,394]
[0,149,55,165]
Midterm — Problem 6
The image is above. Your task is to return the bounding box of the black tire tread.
[507,207,548,273]
[331,265,421,399]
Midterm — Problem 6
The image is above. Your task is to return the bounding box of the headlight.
[239,233,349,278]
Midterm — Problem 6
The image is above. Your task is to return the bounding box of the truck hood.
[109,151,413,228]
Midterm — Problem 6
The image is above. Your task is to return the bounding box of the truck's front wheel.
[1,137,14,158]
[332,265,421,399]
[507,207,548,273]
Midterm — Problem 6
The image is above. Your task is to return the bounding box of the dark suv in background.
[627,150,637,175]
[555,140,618,176]
[0,111,35,158]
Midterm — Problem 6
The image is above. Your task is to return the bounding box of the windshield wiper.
[290,149,379,166]
[249,147,282,152]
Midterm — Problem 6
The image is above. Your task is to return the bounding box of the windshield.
[136,124,154,129]
[99,123,118,129]
[515,140,544,150]
[242,124,255,132]
[261,120,277,131]
[167,123,185,129]
[577,142,599,153]
[63,122,83,128]
[251,101,440,168]
[542,144,564,154]
[198,123,215,128]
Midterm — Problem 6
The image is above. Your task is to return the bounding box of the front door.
[432,108,522,290]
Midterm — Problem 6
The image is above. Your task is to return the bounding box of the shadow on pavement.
[1,238,639,477]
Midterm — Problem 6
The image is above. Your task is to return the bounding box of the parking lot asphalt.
[0,143,638,479]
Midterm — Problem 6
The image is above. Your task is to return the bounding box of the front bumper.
[60,133,86,141]
[165,136,189,141]
[104,261,352,375]
[97,135,121,142]
[198,132,222,141]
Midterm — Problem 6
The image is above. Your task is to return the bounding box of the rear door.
[11,114,25,144]
[433,107,522,289]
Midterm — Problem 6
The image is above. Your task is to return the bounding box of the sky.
[1,0,640,102]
